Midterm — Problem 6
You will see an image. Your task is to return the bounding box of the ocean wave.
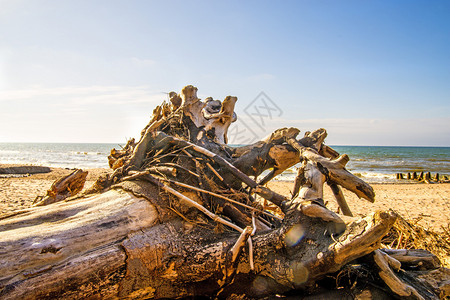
[70,151,105,156]
[0,150,21,155]
[426,158,450,162]
[356,172,396,183]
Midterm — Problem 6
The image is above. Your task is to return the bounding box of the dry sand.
[0,165,110,215]
[267,180,450,232]
[1,164,449,233]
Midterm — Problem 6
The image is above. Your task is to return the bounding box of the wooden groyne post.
[397,172,449,183]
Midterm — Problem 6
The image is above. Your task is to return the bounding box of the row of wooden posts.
[396,171,449,183]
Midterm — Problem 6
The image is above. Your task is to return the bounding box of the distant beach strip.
[0,143,449,183]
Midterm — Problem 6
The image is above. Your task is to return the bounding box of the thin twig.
[145,145,192,166]
[230,226,252,263]
[168,207,194,224]
[206,162,224,182]
[144,174,243,233]
[153,148,165,159]
[158,133,288,207]
[161,178,281,220]
[156,162,200,178]
[251,212,257,235]
[247,238,254,270]
[248,212,257,270]
[182,148,194,158]
[257,215,274,227]
[120,170,150,182]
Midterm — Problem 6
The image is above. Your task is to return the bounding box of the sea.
[0,143,449,183]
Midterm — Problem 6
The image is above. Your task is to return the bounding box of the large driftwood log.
[0,189,397,299]
[0,85,446,299]
[0,189,156,299]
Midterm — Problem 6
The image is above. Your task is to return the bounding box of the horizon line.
[1,141,449,148]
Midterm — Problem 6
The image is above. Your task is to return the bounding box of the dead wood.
[0,165,51,175]
[0,85,446,299]
[328,182,353,216]
[33,169,88,206]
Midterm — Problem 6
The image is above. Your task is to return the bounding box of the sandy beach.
[1,164,448,233]
[267,180,450,232]
[0,165,111,215]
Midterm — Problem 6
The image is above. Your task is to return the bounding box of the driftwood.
[32,169,88,206]
[0,85,447,299]
[0,165,51,175]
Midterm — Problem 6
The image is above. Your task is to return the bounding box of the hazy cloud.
[0,85,168,142]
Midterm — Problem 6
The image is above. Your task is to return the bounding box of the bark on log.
[0,85,445,299]
[1,189,157,299]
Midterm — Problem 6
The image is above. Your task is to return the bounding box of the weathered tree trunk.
[1,189,156,299]
[0,85,446,299]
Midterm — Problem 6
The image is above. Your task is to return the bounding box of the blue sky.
[1,0,449,145]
